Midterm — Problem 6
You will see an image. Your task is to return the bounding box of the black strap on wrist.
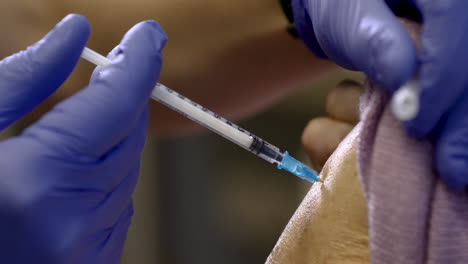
[279,0,298,38]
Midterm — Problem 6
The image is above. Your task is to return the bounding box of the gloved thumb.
[0,14,90,131]
[307,0,417,91]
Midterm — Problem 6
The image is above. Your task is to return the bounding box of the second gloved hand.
[292,0,468,189]
[0,15,166,262]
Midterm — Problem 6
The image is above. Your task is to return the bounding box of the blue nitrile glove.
[0,14,166,263]
[292,0,468,189]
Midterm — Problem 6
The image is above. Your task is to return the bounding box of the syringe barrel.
[152,84,282,163]
[81,47,284,165]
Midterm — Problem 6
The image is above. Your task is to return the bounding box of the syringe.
[81,47,320,183]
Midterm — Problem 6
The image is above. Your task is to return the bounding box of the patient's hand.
[302,80,362,170]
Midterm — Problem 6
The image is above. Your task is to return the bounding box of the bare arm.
[1,0,338,135]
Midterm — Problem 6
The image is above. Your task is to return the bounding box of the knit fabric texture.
[359,83,468,264]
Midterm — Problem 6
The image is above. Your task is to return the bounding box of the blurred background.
[1,0,362,263]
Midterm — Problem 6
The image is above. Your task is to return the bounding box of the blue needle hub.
[278,152,320,182]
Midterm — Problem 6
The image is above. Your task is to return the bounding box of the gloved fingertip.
[142,20,168,49]
[37,14,91,61]
[1,14,91,73]
[0,14,91,130]
[326,0,419,92]
[117,20,167,59]
[367,27,418,92]
[54,14,90,34]
[93,20,167,98]
[89,20,168,90]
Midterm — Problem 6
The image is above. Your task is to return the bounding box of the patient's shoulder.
[267,127,370,264]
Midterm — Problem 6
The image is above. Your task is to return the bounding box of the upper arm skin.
[268,127,370,264]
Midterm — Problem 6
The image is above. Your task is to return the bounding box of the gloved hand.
[0,14,166,263]
[292,0,468,189]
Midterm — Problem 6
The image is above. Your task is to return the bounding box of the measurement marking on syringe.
[161,84,255,138]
